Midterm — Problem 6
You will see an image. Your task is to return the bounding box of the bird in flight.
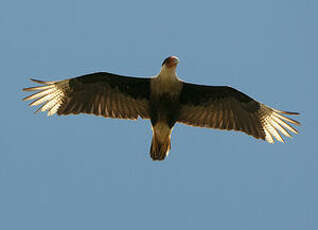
[23,56,300,161]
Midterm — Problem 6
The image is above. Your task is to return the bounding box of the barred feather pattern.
[23,77,300,144]
[23,79,69,116]
[178,99,300,144]
[23,76,151,119]
[259,105,300,143]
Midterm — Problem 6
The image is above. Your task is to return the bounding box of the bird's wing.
[23,72,151,119]
[177,82,300,143]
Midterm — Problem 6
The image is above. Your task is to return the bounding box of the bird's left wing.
[23,72,151,119]
[177,82,300,143]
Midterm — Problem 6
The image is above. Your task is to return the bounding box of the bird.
[23,56,300,161]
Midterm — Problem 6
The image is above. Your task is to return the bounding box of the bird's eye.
[162,57,171,66]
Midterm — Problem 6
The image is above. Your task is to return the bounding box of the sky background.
[0,0,317,229]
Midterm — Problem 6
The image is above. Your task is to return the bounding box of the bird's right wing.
[177,82,300,143]
[23,72,151,119]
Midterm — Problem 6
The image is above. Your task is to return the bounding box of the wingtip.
[22,79,41,92]
[29,78,56,85]
[30,78,45,84]
[274,109,300,116]
[274,109,301,126]
[282,111,300,116]
[22,95,30,101]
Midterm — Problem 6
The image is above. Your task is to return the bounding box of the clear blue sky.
[0,0,317,229]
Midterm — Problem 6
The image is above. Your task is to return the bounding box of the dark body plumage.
[149,92,181,160]
[23,56,300,161]
[150,93,180,128]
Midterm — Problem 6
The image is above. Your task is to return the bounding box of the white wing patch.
[260,105,300,143]
[23,79,69,116]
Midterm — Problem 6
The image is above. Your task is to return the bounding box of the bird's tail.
[150,122,172,161]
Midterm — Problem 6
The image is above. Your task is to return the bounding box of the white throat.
[151,66,182,95]
[157,65,179,81]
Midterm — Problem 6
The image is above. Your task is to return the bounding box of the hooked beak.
[166,56,180,68]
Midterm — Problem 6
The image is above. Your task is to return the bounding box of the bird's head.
[161,56,180,72]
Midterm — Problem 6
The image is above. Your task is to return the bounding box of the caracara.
[23,56,300,161]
